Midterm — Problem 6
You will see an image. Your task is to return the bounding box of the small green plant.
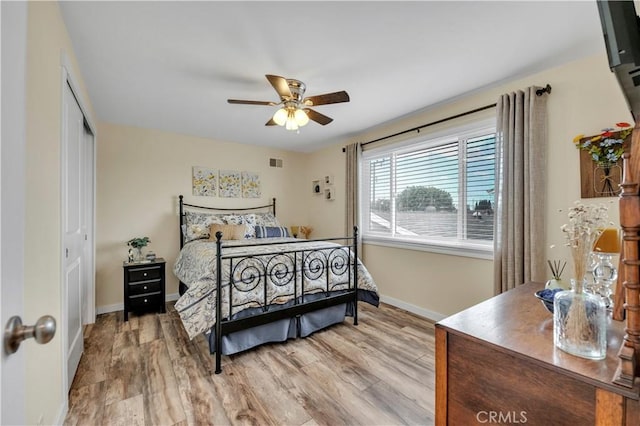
[127,237,150,248]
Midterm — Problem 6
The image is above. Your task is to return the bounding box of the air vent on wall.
[269,158,283,168]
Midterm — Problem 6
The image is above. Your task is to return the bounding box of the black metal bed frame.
[178,195,359,374]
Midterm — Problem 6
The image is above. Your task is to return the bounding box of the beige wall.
[24,2,96,424]
[95,123,309,308]
[306,53,631,318]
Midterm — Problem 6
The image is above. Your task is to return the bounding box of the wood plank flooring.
[64,302,436,426]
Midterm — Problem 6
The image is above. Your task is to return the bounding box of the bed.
[173,195,379,373]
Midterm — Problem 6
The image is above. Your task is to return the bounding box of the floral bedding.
[173,238,378,339]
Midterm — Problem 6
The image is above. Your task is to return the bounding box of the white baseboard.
[379,294,447,322]
[96,293,180,315]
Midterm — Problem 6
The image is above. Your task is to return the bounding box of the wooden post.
[614,119,640,387]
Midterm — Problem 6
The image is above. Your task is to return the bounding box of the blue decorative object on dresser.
[534,288,564,314]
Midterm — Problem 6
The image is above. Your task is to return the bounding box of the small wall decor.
[324,187,335,201]
[192,166,217,197]
[241,171,261,198]
[312,180,322,195]
[573,122,632,198]
[219,170,241,198]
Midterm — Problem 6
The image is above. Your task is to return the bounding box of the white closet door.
[62,82,84,390]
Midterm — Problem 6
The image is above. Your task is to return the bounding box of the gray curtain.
[494,87,548,294]
[345,143,361,251]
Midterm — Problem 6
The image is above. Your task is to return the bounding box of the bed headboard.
[178,195,276,249]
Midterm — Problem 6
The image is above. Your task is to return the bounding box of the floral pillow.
[183,212,226,242]
[182,223,210,243]
[222,215,253,239]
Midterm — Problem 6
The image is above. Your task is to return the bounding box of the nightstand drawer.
[128,266,161,282]
[128,279,162,297]
[128,292,162,309]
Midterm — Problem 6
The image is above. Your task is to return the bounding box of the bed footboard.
[212,227,360,374]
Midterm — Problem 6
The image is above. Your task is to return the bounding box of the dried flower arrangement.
[557,202,609,357]
[561,203,609,282]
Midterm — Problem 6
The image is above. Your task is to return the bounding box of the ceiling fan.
[227,74,350,131]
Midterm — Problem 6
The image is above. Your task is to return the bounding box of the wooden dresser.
[435,282,640,425]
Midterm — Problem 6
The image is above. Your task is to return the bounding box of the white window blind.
[361,121,496,257]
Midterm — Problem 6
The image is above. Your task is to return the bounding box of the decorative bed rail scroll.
[613,119,640,389]
[212,229,360,374]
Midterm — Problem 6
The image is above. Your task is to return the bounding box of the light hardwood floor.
[64,302,435,426]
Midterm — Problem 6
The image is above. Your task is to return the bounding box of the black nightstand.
[123,258,166,321]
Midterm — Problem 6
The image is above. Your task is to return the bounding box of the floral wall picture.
[241,171,261,198]
[573,122,632,198]
[192,166,217,197]
[219,170,241,198]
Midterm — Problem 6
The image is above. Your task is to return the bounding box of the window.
[360,121,496,257]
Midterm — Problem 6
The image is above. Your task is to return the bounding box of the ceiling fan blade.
[304,108,333,125]
[227,99,277,106]
[265,118,277,126]
[303,91,350,106]
[265,74,292,100]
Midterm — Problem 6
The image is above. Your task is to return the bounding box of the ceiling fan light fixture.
[273,108,288,126]
[294,108,309,126]
[228,74,350,131]
[285,112,299,131]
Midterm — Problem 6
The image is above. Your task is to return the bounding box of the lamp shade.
[594,227,620,253]
[294,109,309,126]
[273,108,288,126]
[285,111,299,130]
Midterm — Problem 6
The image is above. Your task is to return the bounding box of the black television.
[597,0,640,119]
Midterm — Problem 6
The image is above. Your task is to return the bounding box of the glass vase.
[133,247,144,262]
[553,278,607,360]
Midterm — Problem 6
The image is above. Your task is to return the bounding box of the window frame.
[359,118,496,259]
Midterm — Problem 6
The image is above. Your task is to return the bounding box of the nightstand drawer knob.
[143,286,147,290]
[143,273,148,277]
[144,299,148,303]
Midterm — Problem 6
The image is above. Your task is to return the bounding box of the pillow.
[183,212,226,242]
[183,223,211,243]
[209,223,246,241]
[255,226,291,238]
[222,214,254,239]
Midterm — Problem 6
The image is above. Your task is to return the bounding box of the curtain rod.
[343,84,551,152]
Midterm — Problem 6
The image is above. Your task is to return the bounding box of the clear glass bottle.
[592,252,618,309]
[553,278,607,360]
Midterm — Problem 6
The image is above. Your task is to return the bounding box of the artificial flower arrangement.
[573,122,632,166]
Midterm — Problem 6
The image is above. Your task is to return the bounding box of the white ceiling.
[59,1,605,153]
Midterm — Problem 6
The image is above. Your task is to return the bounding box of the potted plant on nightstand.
[127,236,150,262]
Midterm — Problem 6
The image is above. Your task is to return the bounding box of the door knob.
[4,315,56,354]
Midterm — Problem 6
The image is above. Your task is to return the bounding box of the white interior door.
[82,127,95,325]
[1,2,28,424]
[63,82,85,390]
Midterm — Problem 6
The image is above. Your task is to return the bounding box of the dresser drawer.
[128,292,162,310]
[128,266,162,282]
[128,279,162,297]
